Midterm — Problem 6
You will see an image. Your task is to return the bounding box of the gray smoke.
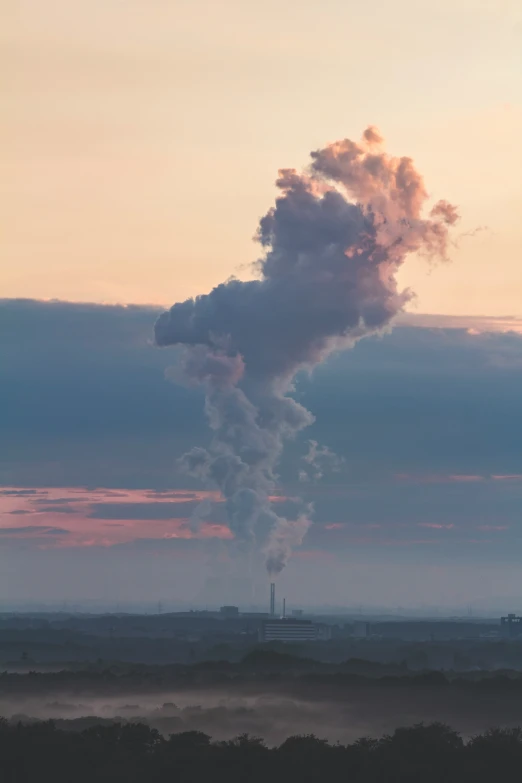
[299,440,344,483]
[155,127,458,575]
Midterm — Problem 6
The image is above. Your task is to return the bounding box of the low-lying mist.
[5,681,522,745]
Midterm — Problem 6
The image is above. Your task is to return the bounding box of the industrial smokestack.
[283,598,286,619]
[270,582,275,616]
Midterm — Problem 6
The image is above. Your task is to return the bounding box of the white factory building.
[259,618,331,643]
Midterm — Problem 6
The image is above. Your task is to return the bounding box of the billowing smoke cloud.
[155,128,458,575]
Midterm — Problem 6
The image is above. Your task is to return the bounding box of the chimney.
[283,598,286,618]
[270,582,275,616]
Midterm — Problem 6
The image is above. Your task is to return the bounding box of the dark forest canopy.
[2,718,522,783]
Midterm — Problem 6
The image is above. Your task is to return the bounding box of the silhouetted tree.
[1,719,522,782]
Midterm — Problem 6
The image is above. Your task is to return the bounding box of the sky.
[3,0,522,313]
[1,0,521,611]
[1,301,521,611]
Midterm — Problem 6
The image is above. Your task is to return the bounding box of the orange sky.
[2,0,521,315]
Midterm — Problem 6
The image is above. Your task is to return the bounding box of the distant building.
[259,618,331,643]
[353,621,371,638]
[501,614,522,638]
[219,605,239,617]
[291,609,303,617]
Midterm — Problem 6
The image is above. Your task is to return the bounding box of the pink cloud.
[338,537,443,547]
[394,473,483,484]
[0,486,233,549]
[448,475,483,483]
[395,472,522,485]
[397,313,522,334]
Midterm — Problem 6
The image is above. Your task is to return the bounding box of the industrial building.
[260,582,331,641]
[259,618,331,643]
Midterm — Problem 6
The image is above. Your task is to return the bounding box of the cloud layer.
[2,299,521,488]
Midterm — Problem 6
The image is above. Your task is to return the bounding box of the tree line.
[2,718,522,782]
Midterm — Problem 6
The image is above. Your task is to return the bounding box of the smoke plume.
[299,440,344,483]
[155,127,458,575]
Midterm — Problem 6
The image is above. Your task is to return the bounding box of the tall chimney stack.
[283,598,286,618]
[270,582,275,616]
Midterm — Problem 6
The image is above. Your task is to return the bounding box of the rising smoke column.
[155,127,458,576]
